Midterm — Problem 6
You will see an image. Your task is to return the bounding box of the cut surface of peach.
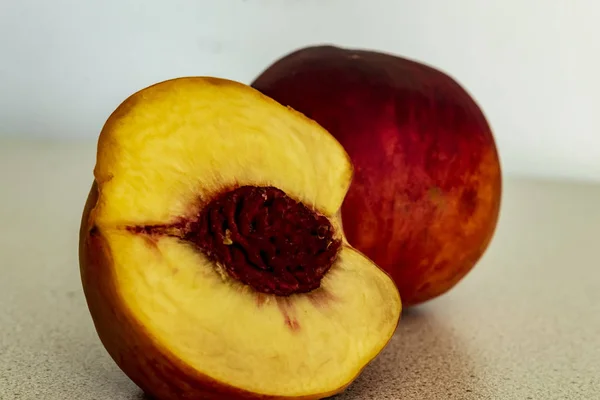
[80,77,401,399]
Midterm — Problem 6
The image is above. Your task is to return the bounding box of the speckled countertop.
[1,140,599,400]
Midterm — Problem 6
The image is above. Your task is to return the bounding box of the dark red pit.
[181,186,341,296]
[127,186,341,295]
[164,185,339,296]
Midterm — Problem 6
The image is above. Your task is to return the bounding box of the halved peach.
[79,77,401,400]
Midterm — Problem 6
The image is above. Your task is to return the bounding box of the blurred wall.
[1,0,598,181]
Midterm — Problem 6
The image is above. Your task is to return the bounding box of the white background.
[1,0,598,182]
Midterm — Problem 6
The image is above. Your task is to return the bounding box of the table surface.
[1,140,599,400]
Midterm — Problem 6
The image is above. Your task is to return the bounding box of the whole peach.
[252,46,502,305]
